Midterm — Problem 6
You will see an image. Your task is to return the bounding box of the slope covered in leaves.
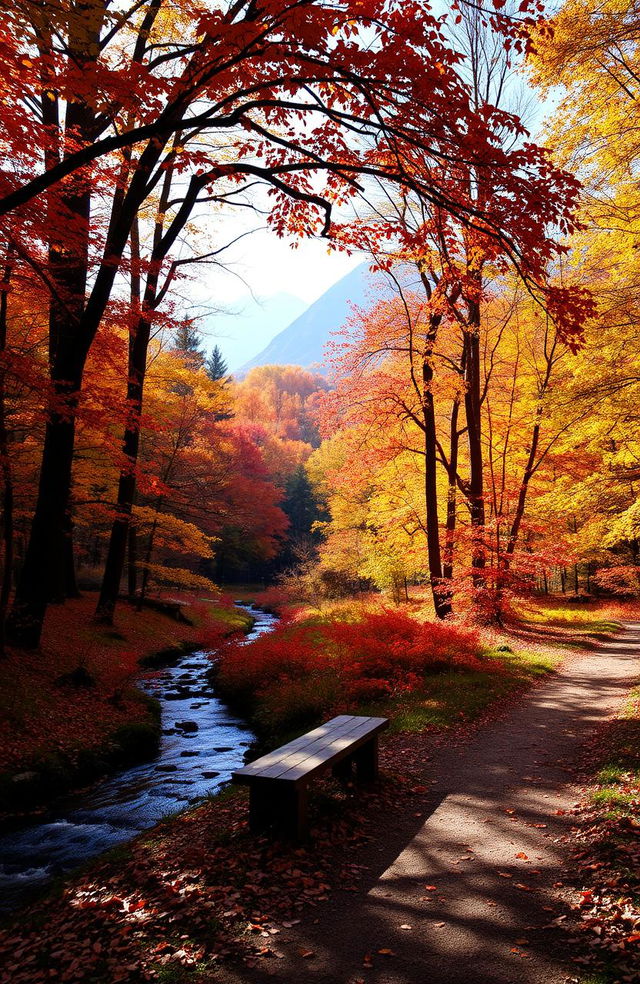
[0,593,251,801]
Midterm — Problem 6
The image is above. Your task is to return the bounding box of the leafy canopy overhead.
[1,1,587,290]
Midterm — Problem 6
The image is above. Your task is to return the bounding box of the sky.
[202,229,361,308]
[187,225,362,371]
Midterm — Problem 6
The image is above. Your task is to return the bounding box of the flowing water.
[0,604,276,912]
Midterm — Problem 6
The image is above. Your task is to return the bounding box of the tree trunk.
[422,323,451,620]
[95,319,150,621]
[505,416,541,562]
[137,511,160,611]
[443,394,461,584]
[0,245,15,654]
[128,525,138,598]
[64,511,81,598]
[463,310,485,584]
[6,340,84,645]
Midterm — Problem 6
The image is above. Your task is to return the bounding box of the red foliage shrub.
[592,566,640,599]
[215,608,486,733]
[250,585,299,616]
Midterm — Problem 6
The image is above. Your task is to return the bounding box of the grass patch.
[590,787,636,808]
[381,645,560,733]
[384,669,505,731]
[596,763,626,784]
[513,599,625,637]
[153,965,211,984]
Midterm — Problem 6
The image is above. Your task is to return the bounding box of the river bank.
[0,605,279,911]
[0,593,255,821]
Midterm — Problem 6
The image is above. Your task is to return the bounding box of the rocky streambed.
[0,604,277,911]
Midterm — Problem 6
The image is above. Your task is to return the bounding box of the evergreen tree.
[282,466,322,542]
[174,323,205,367]
[205,344,229,381]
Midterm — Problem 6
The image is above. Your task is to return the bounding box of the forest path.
[219,622,640,984]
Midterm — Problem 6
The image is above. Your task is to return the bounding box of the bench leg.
[286,784,308,841]
[354,737,379,781]
[332,755,353,781]
[248,782,308,840]
[249,783,273,834]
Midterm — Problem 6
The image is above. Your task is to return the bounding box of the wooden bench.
[232,714,389,839]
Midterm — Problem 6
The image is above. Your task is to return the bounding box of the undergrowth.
[214,606,561,740]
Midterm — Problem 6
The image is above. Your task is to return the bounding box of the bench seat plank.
[244,716,376,780]
[233,715,360,779]
[277,720,387,781]
[233,715,388,784]
[271,717,387,781]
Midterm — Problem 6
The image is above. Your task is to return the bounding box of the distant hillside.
[237,263,391,375]
[203,292,307,373]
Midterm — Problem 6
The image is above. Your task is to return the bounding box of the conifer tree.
[205,345,229,382]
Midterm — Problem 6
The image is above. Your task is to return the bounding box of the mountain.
[237,263,390,376]
[203,292,307,373]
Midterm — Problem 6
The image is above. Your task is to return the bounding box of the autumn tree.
[225,365,328,576]
[321,1,595,616]
[2,0,593,644]
[527,0,640,588]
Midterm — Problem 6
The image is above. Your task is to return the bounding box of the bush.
[592,566,640,599]
[215,608,486,735]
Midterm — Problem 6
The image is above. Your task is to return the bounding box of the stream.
[0,604,277,912]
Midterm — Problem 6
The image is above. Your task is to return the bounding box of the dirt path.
[219,623,640,984]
